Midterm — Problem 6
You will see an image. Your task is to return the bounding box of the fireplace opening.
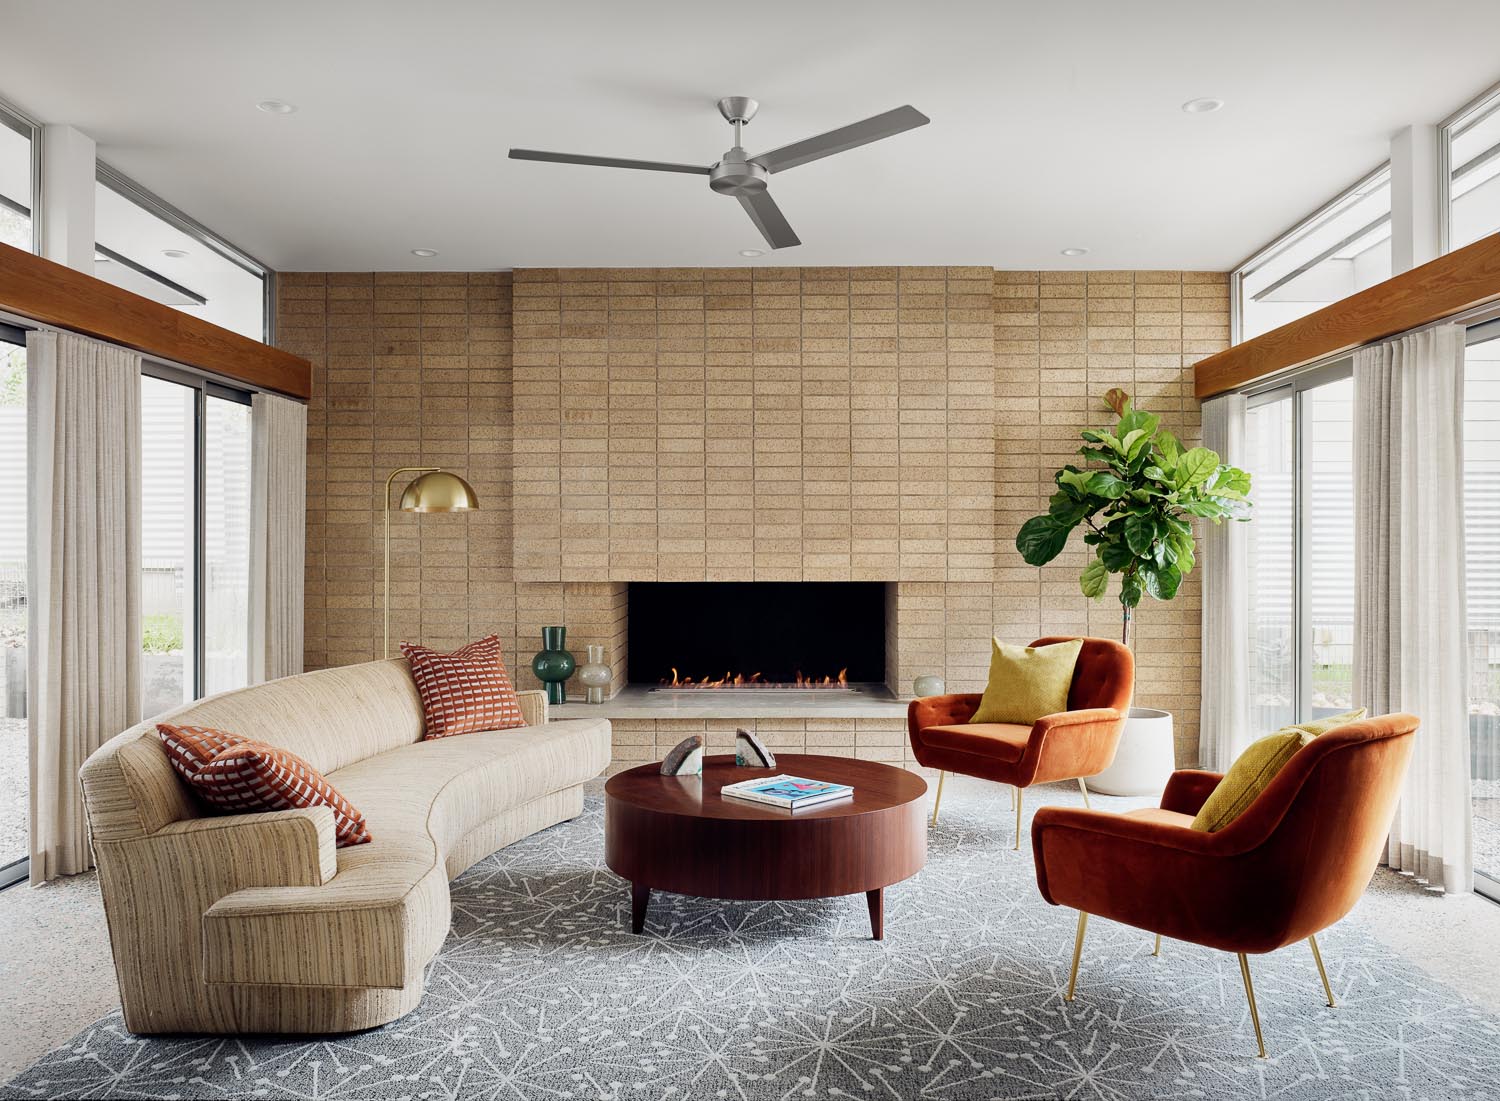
[627,582,885,690]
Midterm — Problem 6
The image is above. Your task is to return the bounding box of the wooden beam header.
[0,241,311,400]
[1194,231,1500,400]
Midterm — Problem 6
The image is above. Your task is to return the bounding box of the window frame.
[141,360,253,702]
[1439,79,1500,257]
[1230,163,1392,346]
[0,94,42,255]
[1242,355,1355,724]
[96,161,275,342]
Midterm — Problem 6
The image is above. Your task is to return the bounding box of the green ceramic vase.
[531,626,576,705]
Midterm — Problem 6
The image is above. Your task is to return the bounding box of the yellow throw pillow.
[1191,708,1367,832]
[969,638,1084,726]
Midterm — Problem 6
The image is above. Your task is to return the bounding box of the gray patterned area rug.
[6,783,1500,1100]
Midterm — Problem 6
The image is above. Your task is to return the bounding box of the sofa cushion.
[157,723,244,779]
[401,635,526,739]
[198,715,612,989]
[921,722,1032,763]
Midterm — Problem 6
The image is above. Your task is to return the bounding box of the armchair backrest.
[1031,636,1134,714]
[1218,713,1418,943]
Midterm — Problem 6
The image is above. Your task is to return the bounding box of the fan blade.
[738,191,801,250]
[749,105,929,174]
[508,149,710,175]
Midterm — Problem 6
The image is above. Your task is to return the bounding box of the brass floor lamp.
[383,467,480,657]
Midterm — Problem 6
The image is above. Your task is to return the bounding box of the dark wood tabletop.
[604,754,928,939]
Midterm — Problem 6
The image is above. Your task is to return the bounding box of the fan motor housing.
[709,152,768,195]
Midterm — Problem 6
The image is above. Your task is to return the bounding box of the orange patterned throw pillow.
[156,723,372,847]
[400,634,526,739]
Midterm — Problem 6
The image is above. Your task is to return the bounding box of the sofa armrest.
[518,689,548,727]
[151,807,337,887]
[1161,769,1224,816]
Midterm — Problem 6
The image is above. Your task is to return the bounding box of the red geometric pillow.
[400,634,525,739]
[156,724,372,847]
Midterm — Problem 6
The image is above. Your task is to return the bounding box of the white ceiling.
[4,0,1500,272]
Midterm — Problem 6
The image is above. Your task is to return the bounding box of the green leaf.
[1085,471,1128,498]
[1057,469,1093,493]
[1118,409,1161,440]
[1120,428,1146,456]
[1080,559,1109,600]
[1099,538,1135,571]
[1120,571,1144,608]
[1049,494,1092,526]
[1176,447,1219,489]
[1155,429,1182,467]
[1016,516,1071,565]
[1143,563,1182,601]
[1124,512,1159,557]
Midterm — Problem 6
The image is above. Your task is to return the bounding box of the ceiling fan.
[508,97,930,250]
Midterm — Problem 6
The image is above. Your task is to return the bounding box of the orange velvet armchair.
[909,636,1134,847]
[1031,713,1419,1057]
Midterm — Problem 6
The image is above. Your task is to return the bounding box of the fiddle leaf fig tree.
[1015,388,1252,646]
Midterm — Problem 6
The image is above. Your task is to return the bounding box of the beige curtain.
[27,331,142,884]
[1354,323,1472,893]
[1200,392,1249,771]
[249,392,306,684]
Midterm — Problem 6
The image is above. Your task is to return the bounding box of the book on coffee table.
[721,774,854,810]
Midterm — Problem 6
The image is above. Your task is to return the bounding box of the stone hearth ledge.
[549,684,909,721]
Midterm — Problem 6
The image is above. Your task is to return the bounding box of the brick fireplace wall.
[281,267,1227,766]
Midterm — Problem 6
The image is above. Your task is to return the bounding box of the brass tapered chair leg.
[930,771,946,827]
[1014,785,1023,850]
[1237,953,1267,1058]
[1077,777,1091,809]
[1009,783,1015,810]
[1065,911,1088,1001]
[1152,934,1162,956]
[1309,934,1335,1007]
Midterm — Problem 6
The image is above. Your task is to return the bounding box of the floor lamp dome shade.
[384,467,481,657]
[398,470,479,513]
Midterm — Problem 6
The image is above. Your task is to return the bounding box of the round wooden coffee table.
[604,753,927,939]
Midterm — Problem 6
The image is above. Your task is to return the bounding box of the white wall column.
[1389,124,1441,274]
[39,124,95,272]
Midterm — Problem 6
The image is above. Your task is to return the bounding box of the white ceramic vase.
[577,644,611,704]
[1087,706,1175,796]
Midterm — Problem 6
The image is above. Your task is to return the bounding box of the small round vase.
[531,626,576,705]
[578,644,611,704]
[913,674,945,698]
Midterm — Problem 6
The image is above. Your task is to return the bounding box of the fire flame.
[661,667,849,690]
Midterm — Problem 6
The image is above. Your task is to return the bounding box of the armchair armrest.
[151,807,337,888]
[518,689,548,727]
[1161,769,1224,816]
[1025,708,1126,784]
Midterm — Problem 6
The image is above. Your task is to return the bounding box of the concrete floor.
[3,773,1500,1086]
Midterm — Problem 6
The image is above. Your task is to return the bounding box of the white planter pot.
[1087,706,1175,796]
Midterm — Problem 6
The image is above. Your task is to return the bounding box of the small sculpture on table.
[660,735,704,776]
[735,728,776,768]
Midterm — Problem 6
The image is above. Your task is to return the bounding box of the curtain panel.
[249,391,307,684]
[1200,393,1249,771]
[26,331,142,884]
[1353,323,1473,893]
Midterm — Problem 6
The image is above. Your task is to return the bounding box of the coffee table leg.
[866,887,884,940]
[631,882,651,934]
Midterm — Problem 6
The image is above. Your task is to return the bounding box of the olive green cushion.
[1191,708,1367,832]
[969,638,1084,726]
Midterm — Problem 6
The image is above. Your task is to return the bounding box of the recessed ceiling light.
[411,248,439,258]
[1060,247,1089,257]
[256,99,296,115]
[1181,97,1225,114]
[739,248,764,258]
[161,248,188,259]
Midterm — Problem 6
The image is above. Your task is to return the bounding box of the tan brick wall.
[282,266,1227,764]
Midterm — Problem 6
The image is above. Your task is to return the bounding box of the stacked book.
[721,774,854,810]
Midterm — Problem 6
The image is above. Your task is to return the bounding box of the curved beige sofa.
[80,658,611,1035]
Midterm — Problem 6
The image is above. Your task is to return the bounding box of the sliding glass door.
[0,326,25,886]
[1464,324,1500,900]
[1243,365,1356,734]
[140,367,253,715]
